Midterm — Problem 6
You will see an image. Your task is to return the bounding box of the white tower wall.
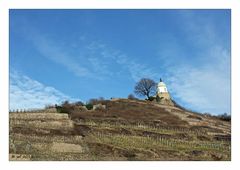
[155,79,173,105]
[157,82,168,93]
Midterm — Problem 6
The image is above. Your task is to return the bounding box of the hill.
[9,99,231,161]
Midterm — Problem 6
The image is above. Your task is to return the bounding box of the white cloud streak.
[157,11,231,115]
[18,22,158,82]
[167,47,230,114]
[10,70,78,110]
[24,30,122,80]
[86,41,159,81]
[29,34,92,78]
[115,54,159,81]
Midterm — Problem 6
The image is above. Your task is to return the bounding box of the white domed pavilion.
[157,78,168,93]
[155,78,172,104]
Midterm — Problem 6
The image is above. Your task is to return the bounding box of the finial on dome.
[160,78,162,82]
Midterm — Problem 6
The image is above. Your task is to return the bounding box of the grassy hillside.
[9,99,231,161]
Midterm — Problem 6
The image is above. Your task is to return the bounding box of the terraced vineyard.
[9,99,231,161]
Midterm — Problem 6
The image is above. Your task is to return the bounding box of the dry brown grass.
[72,99,189,127]
[9,99,231,161]
[10,112,69,120]
[51,142,83,153]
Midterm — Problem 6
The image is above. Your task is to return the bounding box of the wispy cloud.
[115,54,159,81]
[167,47,230,114]
[10,70,79,110]
[86,41,159,81]
[16,19,159,82]
[27,32,93,78]
[23,29,116,80]
[157,11,231,115]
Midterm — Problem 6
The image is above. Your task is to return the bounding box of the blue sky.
[9,9,231,115]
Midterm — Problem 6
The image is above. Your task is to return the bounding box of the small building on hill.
[154,78,174,106]
[156,78,171,100]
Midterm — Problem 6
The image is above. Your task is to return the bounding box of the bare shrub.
[128,94,137,100]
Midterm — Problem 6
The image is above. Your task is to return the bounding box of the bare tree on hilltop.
[134,78,157,100]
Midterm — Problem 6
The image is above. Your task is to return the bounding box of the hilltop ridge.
[9,98,231,161]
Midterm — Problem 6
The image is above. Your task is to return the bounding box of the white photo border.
[1,0,239,170]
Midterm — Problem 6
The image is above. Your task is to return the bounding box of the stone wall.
[156,92,174,106]
[157,92,171,100]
